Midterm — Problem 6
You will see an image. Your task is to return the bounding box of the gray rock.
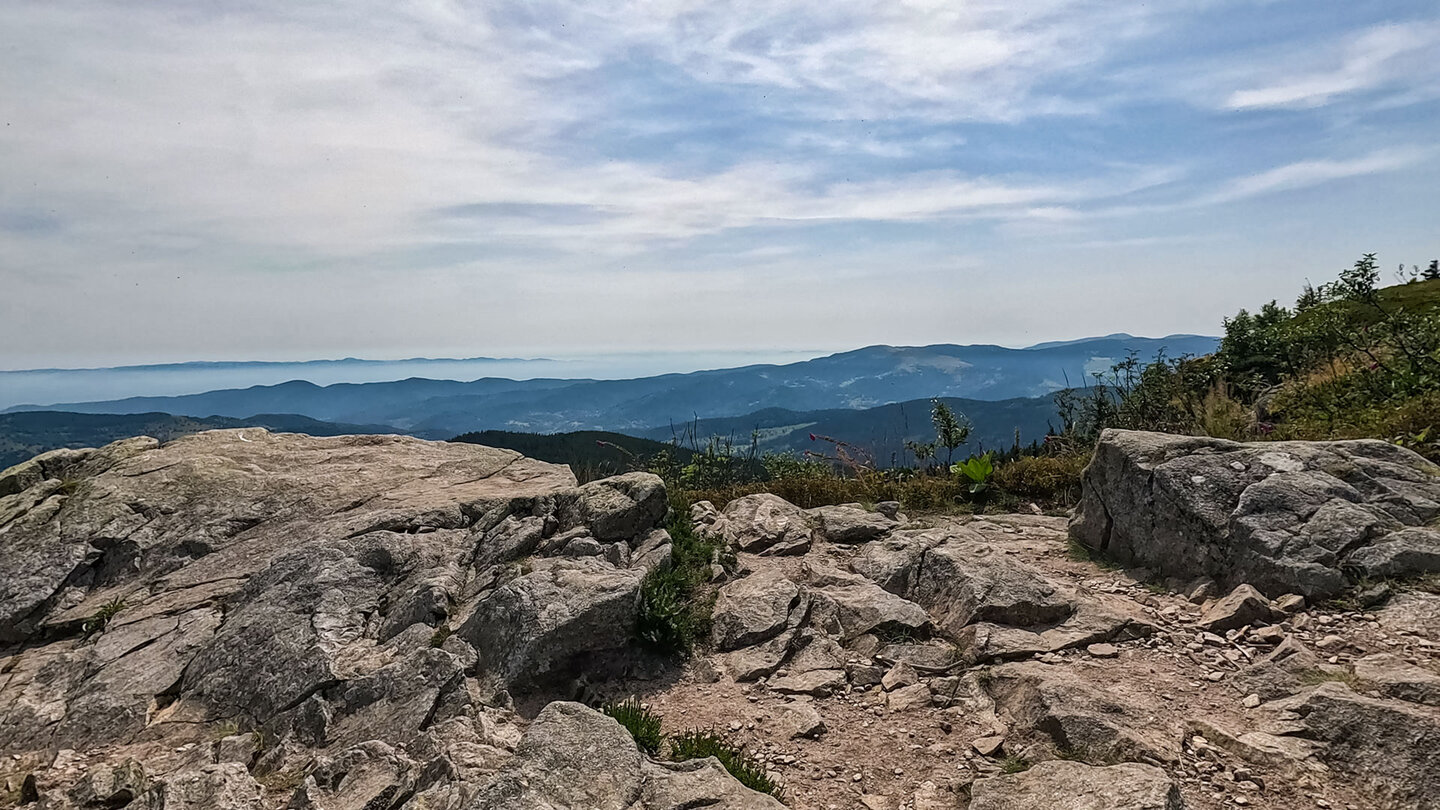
[1352,653,1440,707]
[807,581,931,643]
[138,763,265,810]
[776,702,826,739]
[981,662,1179,765]
[1268,682,1440,808]
[460,558,644,688]
[1344,527,1440,579]
[882,661,919,691]
[886,682,932,711]
[769,669,846,697]
[808,504,897,544]
[913,542,1074,634]
[704,494,813,554]
[562,472,668,543]
[1232,636,1329,701]
[969,760,1183,810]
[470,702,783,809]
[711,570,802,652]
[1071,429,1440,598]
[1196,584,1276,633]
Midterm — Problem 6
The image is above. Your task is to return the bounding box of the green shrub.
[951,452,995,500]
[993,453,1088,504]
[634,509,719,656]
[602,698,664,755]
[668,729,785,801]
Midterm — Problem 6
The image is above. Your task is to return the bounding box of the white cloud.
[1226,22,1440,110]
[1201,148,1431,204]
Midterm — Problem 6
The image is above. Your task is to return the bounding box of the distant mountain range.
[5,335,1218,437]
[0,411,399,469]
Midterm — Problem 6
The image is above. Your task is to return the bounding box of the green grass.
[634,504,721,656]
[668,729,785,802]
[81,597,126,639]
[1066,537,1121,570]
[1000,755,1031,774]
[602,698,664,755]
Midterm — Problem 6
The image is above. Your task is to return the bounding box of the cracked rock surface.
[4,429,1440,810]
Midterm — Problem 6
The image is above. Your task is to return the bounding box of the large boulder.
[970,760,1183,810]
[0,430,672,806]
[1071,430,1440,598]
[807,504,897,544]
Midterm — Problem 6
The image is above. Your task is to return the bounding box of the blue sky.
[2,0,1438,369]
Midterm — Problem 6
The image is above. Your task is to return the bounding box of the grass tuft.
[81,597,126,639]
[634,505,721,656]
[668,729,785,801]
[1000,755,1031,774]
[602,697,664,755]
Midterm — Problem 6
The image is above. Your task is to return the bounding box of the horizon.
[0,331,1213,374]
[4,3,1438,369]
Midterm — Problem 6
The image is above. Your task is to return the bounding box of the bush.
[993,453,1089,504]
[602,698,664,755]
[668,729,785,801]
[634,509,719,656]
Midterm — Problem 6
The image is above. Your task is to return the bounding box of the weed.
[209,719,241,740]
[1299,669,1364,689]
[634,508,720,656]
[668,729,785,801]
[81,597,126,639]
[429,625,452,648]
[57,477,84,496]
[602,697,664,755]
[1000,755,1031,774]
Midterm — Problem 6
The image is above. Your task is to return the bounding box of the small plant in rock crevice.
[634,505,721,656]
[81,597,126,639]
[667,729,785,801]
[1000,755,1031,774]
[602,697,664,755]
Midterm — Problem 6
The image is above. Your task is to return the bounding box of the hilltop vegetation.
[1058,256,1440,460]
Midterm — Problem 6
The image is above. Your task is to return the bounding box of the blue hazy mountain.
[4,335,1217,436]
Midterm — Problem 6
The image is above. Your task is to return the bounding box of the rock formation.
[3,428,1439,810]
[1071,429,1440,598]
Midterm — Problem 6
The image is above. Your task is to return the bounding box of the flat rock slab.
[970,760,1183,810]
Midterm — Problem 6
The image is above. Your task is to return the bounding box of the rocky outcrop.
[1266,682,1440,808]
[1071,429,1440,598]
[969,760,1184,810]
[0,430,722,808]
[469,702,784,809]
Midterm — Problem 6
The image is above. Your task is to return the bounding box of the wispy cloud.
[1226,22,1440,110]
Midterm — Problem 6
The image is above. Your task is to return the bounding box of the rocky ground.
[607,507,1440,810]
[1,428,1438,809]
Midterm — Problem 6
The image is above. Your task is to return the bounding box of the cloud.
[2,1,1439,367]
[1201,148,1431,204]
[1226,22,1440,110]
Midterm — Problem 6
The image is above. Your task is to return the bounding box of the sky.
[2,0,1439,371]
